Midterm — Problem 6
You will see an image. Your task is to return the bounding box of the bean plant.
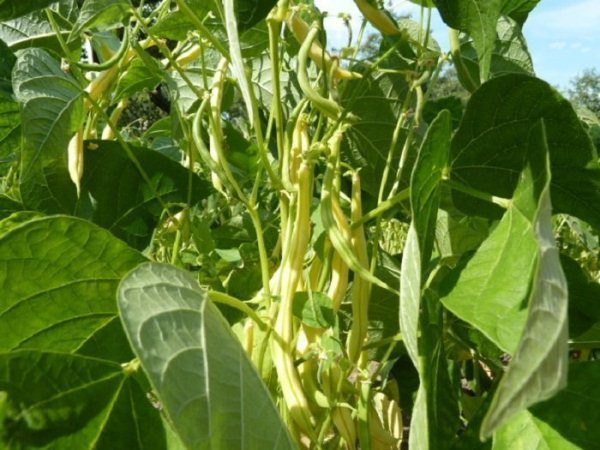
[0,0,599,449]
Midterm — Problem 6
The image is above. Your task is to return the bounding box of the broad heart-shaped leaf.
[450,74,600,231]
[399,111,456,450]
[0,216,144,358]
[493,361,600,450]
[480,121,568,438]
[434,0,502,81]
[0,0,56,21]
[12,48,85,214]
[0,351,167,449]
[460,16,534,80]
[81,141,212,250]
[118,263,296,450]
[69,0,132,41]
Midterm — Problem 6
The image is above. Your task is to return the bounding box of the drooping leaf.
[434,0,503,81]
[0,216,144,355]
[12,48,85,213]
[450,74,600,230]
[69,0,132,40]
[81,141,212,250]
[118,262,296,449]
[480,121,569,438]
[493,361,600,449]
[0,351,166,449]
[114,59,162,102]
[0,0,56,21]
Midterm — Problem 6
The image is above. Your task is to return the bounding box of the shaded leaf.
[81,141,211,250]
[0,351,166,449]
[118,262,296,449]
[0,0,56,21]
[450,74,600,230]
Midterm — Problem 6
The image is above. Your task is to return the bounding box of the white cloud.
[526,0,600,36]
[549,41,566,50]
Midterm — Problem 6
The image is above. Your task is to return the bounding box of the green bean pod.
[346,171,371,364]
[321,134,399,295]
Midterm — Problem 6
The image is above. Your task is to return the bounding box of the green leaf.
[400,109,451,366]
[501,0,542,25]
[0,93,20,172]
[0,351,166,449]
[450,74,600,230]
[560,255,600,342]
[400,111,456,450]
[0,196,23,221]
[0,216,144,355]
[114,59,162,102]
[0,0,56,21]
[434,0,503,81]
[13,48,85,213]
[342,71,409,197]
[292,292,336,329]
[69,0,131,40]
[460,16,534,79]
[81,141,211,250]
[480,121,568,438]
[493,361,600,449]
[0,9,78,54]
[118,262,296,449]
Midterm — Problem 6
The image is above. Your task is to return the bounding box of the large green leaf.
[399,111,457,449]
[0,197,23,220]
[480,121,568,438]
[0,216,144,356]
[0,93,19,170]
[81,141,211,250]
[0,0,56,21]
[12,48,84,213]
[493,361,600,449]
[0,351,166,449]
[450,74,600,230]
[118,262,296,449]
[434,0,502,81]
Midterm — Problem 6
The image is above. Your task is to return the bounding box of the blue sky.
[314,0,599,89]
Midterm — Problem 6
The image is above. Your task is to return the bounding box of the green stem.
[175,0,230,59]
[353,188,410,229]
[445,178,511,209]
[208,291,268,330]
[449,28,479,92]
